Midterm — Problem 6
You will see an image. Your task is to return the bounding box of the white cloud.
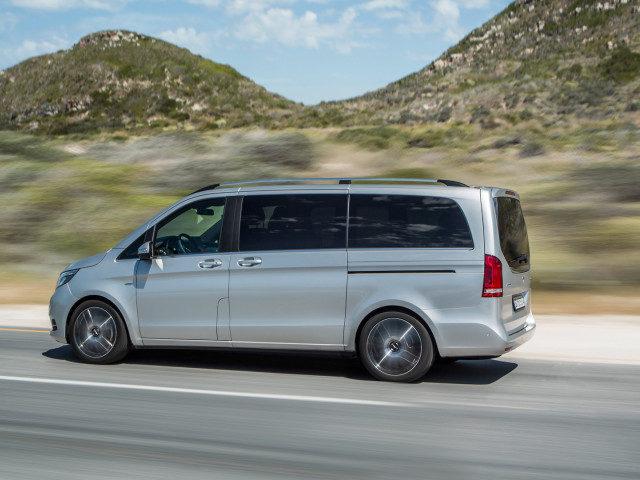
[185,0,221,7]
[433,0,460,24]
[186,0,297,12]
[396,0,464,41]
[2,35,69,66]
[234,7,359,53]
[460,0,491,9]
[444,28,462,42]
[360,0,409,10]
[10,0,129,11]
[0,12,19,32]
[432,0,464,41]
[376,10,404,19]
[159,27,211,55]
[19,36,68,55]
[396,12,429,35]
[227,0,296,15]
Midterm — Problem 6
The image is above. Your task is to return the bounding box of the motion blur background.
[1,123,639,312]
[1,0,639,312]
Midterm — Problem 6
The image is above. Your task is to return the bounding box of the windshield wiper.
[511,254,528,264]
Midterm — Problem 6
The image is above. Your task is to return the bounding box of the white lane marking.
[0,375,408,407]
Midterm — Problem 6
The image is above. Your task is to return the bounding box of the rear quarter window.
[348,194,474,249]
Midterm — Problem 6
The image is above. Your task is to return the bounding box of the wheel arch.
[65,295,133,346]
[353,305,441,358]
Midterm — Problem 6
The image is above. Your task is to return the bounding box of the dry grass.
[532,289,640,316]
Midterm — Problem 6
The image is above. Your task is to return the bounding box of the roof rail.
[189,177,467,194]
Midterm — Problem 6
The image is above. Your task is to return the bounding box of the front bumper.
[49,284,77,344]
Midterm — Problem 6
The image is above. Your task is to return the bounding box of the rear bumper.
[437,312,536,359]
[506,313,536,351]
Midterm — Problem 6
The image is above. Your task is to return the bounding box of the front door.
[229,193,348,347]
[136,196,229,340]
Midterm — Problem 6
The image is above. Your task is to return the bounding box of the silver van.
[49,178,535,382]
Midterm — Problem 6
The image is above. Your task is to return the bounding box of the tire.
[69,300,129,364]
[358,311,434,382]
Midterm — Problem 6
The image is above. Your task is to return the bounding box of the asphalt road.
[1,330,639,480]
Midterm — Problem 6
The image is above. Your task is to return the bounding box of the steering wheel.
[177,233,197,254]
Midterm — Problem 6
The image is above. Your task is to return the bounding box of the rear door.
[228,192,348,347]
[345,187,485,338]
[492,191,532,333]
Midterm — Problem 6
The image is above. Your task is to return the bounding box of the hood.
[66,251,108,271]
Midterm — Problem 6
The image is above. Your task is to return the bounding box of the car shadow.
[424,359,518,385]
[43,345,518,385]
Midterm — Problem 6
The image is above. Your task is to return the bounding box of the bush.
[437,106,452,123]
[382,167,439,180]
[334,126,406,150]
[575,217,640,253]
[470,105,490,123]
[519,142,545,157]
[558,64,583,81]
[237,132,314,169]
[599,47,640,83]
[572,163,640,202]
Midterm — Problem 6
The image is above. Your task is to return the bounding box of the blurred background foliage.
[1,120,639,301]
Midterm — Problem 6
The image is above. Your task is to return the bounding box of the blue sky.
[0,0,511,104]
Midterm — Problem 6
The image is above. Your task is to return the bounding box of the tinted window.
[154,197,226,256]
[240,194,347,251]
[496,197,530,273]
[349,194,474,249]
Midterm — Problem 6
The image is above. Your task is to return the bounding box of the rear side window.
[349,194,474,248]
[239,194,347,251]
[496,197,530,273]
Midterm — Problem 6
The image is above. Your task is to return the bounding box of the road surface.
[1,324,639,479]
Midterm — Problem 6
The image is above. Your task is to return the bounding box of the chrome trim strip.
[348,270,456,274]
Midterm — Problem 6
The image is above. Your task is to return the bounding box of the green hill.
[1,0,639,134]
[324,0,640,126]
[0,30,299,134]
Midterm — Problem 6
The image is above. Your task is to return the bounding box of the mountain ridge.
[1,0,639,134]
[330,0,640,126]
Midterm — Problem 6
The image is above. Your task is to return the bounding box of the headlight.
[56,269,79,288]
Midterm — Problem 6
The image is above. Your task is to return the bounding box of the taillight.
[482,255,503,297]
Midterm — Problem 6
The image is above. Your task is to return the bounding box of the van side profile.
[49,178,535,382]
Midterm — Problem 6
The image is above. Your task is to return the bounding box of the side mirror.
[138,241,153,260]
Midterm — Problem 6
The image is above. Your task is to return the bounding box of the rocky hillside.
[0,30,299,134]
[1,1,639,135]
[328,0,640,126]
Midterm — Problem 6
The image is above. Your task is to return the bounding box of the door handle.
[198,259,223,269]
[237,257,262,267]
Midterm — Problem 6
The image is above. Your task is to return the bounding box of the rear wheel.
[358,311,434,382]
[69,300,129,364]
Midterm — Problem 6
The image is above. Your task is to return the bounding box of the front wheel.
[69,300,129,364]
[358,311,434,382]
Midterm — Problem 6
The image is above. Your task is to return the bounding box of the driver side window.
[155,197,226,256]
